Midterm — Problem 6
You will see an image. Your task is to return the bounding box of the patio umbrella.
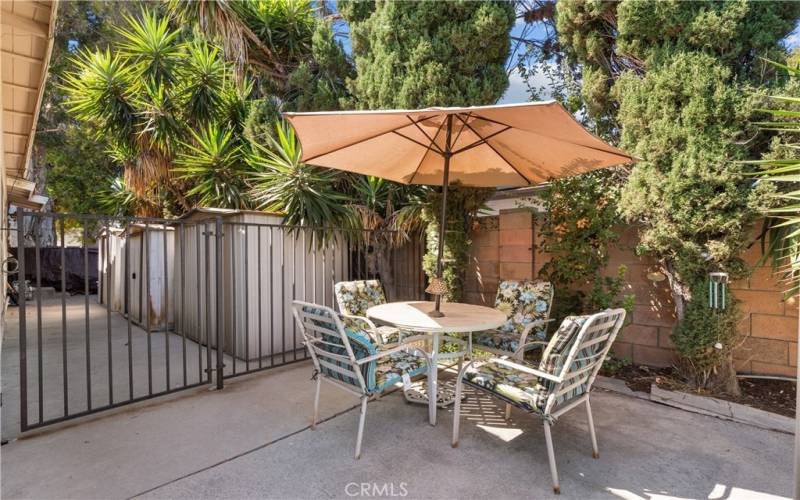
[284,101,635,316]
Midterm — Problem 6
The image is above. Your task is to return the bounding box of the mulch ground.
[602,363,796,418]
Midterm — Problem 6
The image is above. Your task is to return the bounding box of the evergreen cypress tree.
[556,0,800,390]
[340,0,515,300]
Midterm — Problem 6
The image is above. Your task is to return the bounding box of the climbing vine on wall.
[536,170,635,320]
[422,184,495,302]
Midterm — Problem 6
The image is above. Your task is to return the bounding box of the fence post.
[214,216,224,390]
[17,209,28,431]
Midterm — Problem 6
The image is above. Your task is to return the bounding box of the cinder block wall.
[465,209,797,376]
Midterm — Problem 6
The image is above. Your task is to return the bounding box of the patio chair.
[471,280,555,359]
[334,279,403,347]
[292,300,433,459]
[452,308,626,494]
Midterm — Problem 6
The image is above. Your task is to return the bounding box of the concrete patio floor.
[2,296,256,441]
[1,360,793,500]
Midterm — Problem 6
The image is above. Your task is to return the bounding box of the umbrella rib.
[407,115,445,155]
[408,118,447,185]
[392,130,442,151]
[472,112,634,161]
[303,115,440,162]
[450,112,472,149]
[456,114,532,184]
[451,125,512,155]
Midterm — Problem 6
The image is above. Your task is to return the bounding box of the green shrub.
[601,356,632,377]
[671,282,743,393]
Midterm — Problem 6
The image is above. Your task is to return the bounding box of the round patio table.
[366,301,506,425]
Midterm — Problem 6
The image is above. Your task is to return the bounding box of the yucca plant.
[177,41,226,125]
[165,0,316,85]
[747,60,800,296]
[97,176,141,217]
[115,9,182,86]
[174,123,252,209]
[63,8,247,215]
[245,0,315,65]
[248,121,353,235]
[346,175,428,243]
[62,48,137,140]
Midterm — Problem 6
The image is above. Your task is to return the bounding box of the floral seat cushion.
[472,280,553,354]
[494,280,553,339]
[463,359,550,415]
[472,330,526,353]
[465,314,592,416]
[334,280,387,317]
[374,351,428,392]
[335,280,402,344]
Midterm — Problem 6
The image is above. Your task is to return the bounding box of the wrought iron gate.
[7,210,424,434]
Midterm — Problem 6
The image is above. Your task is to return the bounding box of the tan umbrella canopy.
[284,101,634,315]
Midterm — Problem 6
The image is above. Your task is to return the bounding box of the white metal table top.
[366,301,506,333]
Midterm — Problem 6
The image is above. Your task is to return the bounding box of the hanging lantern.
[708,272,729,310]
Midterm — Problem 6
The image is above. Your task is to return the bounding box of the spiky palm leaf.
[345,175,428,245]
[165,0,316,84]
[115,9,182,86]
[98,176,139,217]
[748,60,800,296]
[218,75,253,133]
[245,0,315,64]
[174,123,251,209]
[136,78,182,156]
[166,0,274,80]
[247,121,353,237]
[61,48,137,142]
[177,40,226,125]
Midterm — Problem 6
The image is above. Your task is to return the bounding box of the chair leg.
[504,403,512,421]
[355,396,368,460]
[311,376,321,430]
[452,378,463,448]
[543,421,560,494]
[586,398,599,459]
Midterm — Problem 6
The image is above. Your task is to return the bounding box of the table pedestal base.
[403,379,464,408]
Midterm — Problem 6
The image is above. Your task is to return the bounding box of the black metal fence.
[8,210,425,434]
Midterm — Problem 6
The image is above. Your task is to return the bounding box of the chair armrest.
[355,343,431,365]
[512,340,549,357]
[491,357,563,383]
[341,313,378,331]
[521,318,555,337]
[340,314,383,345]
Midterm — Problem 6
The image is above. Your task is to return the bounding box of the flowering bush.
[535,170,634,320]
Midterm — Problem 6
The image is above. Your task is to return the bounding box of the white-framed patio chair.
[292,300,434,459]
[334,279,403,347]
[452,308,626,494]
[471,279,555,359]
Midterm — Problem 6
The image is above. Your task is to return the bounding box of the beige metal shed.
[98,224,175,332]
[174,208,350,362]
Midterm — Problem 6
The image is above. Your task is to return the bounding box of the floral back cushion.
[334,280,388,317]
[493,280,553,335]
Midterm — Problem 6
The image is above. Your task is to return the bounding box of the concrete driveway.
[1,361,793,500]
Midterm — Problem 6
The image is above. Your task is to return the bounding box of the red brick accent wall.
[466,209,798,375]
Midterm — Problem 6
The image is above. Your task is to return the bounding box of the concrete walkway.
[1,362,357,500]
[1,362,793,500]
[2,296,254,441]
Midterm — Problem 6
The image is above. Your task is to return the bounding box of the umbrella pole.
[432,116,453,317]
